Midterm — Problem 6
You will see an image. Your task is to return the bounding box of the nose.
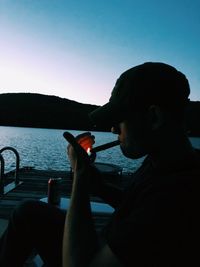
[111,125,121,134]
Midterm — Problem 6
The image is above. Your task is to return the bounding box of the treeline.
[0,93,99,131]
[0,93,199,136]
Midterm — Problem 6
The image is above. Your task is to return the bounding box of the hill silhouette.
[0,93,199,135]
[0,93,100,131]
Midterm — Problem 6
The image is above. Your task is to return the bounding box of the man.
[62,62,200,267]
[0,62,200,267]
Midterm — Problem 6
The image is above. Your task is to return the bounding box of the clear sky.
[0,0,200,105]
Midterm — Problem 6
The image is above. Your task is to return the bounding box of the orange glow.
[78,135,94,153]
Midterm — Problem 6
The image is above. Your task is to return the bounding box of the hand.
[63,131,103,192]
[63,131,95,171]
[76,132,95,153]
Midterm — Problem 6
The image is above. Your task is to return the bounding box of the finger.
[75,132,92,141]
[64,132,93,151]
[63,131,75,143]
[75,133,95,153]
[63,131,89,159]
[67,143,74,154]
[78,138,95,149]
[78,135,95,145]
[77,135,92,142]
[76,134,95,141]
[63,132,80,150]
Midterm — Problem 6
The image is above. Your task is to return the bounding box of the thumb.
[63,131,78,148]
[63,131,89,163]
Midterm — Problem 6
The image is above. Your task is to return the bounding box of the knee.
[16,200,40,215]
[11,200,41,226]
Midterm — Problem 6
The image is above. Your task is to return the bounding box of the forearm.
[63,169,99,267]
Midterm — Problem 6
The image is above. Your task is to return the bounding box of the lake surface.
[0,126,200,173]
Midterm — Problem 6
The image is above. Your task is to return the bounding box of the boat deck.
[0,167,132,232]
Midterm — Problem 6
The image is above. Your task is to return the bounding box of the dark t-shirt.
[105,150,200,266]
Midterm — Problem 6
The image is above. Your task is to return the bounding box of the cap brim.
[89,102,124,127]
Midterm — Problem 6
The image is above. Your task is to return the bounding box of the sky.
[0,0,200,105]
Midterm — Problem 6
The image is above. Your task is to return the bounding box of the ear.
[111,125,121,134]
[147,105,164,131]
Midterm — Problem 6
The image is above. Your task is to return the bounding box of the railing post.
[0,154,5,195]
[0,147,20,184]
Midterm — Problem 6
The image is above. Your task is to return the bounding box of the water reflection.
[0,126,199,173]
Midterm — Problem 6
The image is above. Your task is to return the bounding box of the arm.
[62,132,122,267]
[62,166,98,267]
[67,131,123,208]
[71,165,123,208]
[62,166,122,267]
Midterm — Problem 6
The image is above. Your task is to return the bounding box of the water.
[0,126,200,174]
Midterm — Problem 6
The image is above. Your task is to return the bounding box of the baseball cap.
[89,62,190,127]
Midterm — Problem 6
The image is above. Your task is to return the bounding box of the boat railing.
[0,154,5,194]
[0,147,23,196]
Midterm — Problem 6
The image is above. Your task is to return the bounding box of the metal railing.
[0,154,5,194]
[0,147,23,196]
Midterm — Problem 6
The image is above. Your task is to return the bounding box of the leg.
[0,200,66,267]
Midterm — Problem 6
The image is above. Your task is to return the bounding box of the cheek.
[120,131,137,155]
[121,124,150,158]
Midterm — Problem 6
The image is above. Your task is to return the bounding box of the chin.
[121,146,146,159]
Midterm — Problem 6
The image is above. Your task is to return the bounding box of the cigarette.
[91,140,120,153]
